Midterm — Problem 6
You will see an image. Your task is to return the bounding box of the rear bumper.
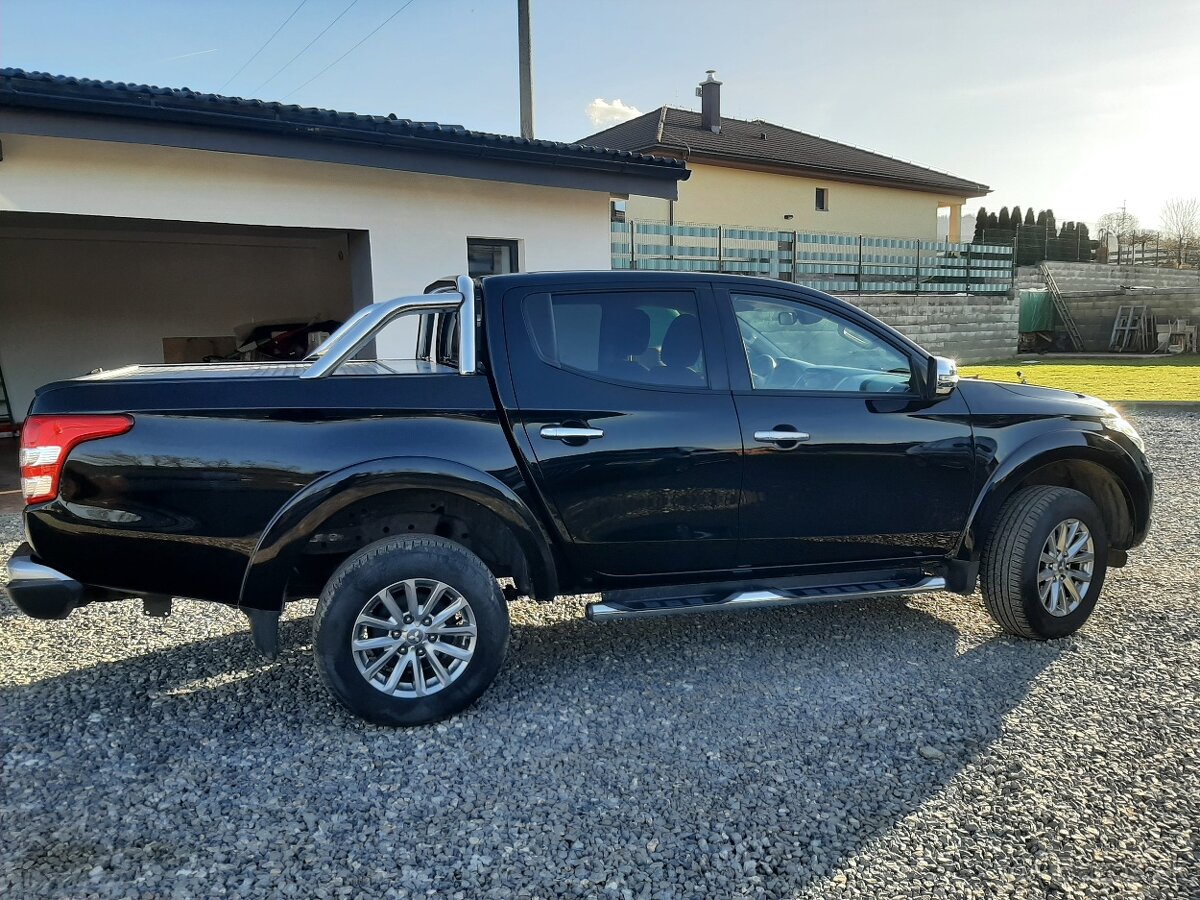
[5,543,86,619]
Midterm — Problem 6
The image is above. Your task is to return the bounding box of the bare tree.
[1097,209,1140,264]
[1160,197,1199,268]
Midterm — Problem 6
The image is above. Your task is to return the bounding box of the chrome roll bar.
[455,274,475,377]
[300,275,476,379]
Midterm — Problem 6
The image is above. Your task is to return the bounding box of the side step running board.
[587,575,946,622]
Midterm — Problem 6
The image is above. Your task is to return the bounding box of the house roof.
[0,69,688,193]
[579,107,987,197]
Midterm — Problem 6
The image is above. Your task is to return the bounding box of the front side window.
[815,187,829,211]
[524,290,707,388]
[732,293,911,393]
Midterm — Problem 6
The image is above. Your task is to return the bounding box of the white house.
[0,69,686,423]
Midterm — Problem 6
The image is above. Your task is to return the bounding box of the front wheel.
[980,486,1109,640]
[313,536,509,725]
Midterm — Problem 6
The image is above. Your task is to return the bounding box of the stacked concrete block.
[837,293,1019,364]
[1044,262,1200,294]
[1015,266,1048,291]
[1061,289,1200,351]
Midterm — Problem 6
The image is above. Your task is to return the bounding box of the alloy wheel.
[1037,518,1095,617]
[351,579,478,697]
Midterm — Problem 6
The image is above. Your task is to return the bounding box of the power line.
[250,0,362,96]
[217,0,310,93]
[282,0,419,101]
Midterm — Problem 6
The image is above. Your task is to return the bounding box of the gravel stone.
[1,412,1197,898]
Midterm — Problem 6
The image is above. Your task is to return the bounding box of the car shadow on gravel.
[1,596,1061,896]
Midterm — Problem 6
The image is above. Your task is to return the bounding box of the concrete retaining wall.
[1013,263,1200,351]
[1044,262,1200,293]
[1060,289,1200,351]
[839,293,1018,363]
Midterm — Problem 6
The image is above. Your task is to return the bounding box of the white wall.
[0,224,353,417]
[0,133,614,358]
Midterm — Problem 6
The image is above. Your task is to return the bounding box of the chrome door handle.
[754,430,810,446]
[540,426,604,441]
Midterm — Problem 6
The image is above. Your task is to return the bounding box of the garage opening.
[0,213,369,426]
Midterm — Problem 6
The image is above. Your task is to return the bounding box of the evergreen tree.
[1010,206,1023,231]
[1036,210,1048,226]
[1059,222,1076,261]
[1076,223,1092,261]
[1024,208,1036,225]
[973,206,987,242]
[987,212,999,230]
[997,206,1011,230]
[1044,209,1057,233]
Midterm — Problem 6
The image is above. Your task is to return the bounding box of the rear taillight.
[19,415,133,504]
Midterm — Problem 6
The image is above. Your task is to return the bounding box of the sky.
[2,0,1198,230]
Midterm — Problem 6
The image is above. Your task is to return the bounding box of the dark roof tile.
[0,68,687,181]
[579,106,987,196]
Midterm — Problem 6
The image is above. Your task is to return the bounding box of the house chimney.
[696,70,721,133]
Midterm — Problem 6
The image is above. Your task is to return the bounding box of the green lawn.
[959,356,1200,402]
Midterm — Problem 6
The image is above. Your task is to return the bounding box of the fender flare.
[238,456,560,610]
[954,428,1146,562]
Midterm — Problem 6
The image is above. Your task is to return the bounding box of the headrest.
[661,313,702,368]
[599,306,652,359]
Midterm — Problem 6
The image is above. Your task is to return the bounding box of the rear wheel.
[313,536,509,725]
[980,486,1108,640]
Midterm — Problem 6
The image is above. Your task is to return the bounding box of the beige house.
[0,69,685,423]
[581,73,988,242]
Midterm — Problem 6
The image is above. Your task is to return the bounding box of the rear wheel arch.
[239,457,560,610]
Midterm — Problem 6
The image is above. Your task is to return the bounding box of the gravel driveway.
[2,412,1197,899]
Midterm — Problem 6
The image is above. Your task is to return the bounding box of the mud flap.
[243,608,281,659]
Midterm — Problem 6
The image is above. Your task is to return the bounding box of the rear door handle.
[540,426,604,441]
[754,429,810,447]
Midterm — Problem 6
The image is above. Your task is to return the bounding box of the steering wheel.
[791,367,840,390]
[747,347,777,385]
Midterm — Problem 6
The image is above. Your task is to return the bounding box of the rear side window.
[524,290,707,388]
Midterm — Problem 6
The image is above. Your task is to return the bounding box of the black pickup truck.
[7,272,1152,725]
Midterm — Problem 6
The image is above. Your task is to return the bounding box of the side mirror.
[929,356,958,396]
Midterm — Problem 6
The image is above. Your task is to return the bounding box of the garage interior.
[0,213,372,510]
[0,213,371,415]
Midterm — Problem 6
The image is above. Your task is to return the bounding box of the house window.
[815,188,830,212]
[467,239,519,277]
[610,199,627,222]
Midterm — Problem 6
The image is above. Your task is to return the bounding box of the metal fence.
[611,220,1015,294]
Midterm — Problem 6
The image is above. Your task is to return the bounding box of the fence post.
[915,239,921,291]
[856,236,863,292]
[1009,239,1017,295]
[628,219,637,270]
[792,230,799,283]
[717,225,724,274]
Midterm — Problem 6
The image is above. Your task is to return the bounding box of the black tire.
[980,486,1109,640]
[313,536,509,726]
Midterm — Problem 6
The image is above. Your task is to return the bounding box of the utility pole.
[1119,200,1128,265]
[517,0,535,140]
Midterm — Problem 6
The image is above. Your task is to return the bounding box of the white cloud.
[586,98,642,129]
